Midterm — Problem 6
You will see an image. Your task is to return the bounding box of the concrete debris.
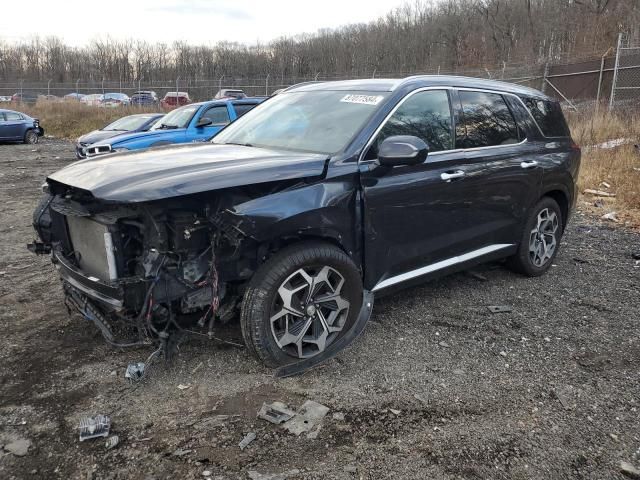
[584,189,616,198]
[283,400,329,436]
[105,435,119,450]
[257,402,296,425]
[601,212,619,222]
[239,432,256,450]
[3,438,31,456]
[600,181,611,189]
[499,351,507,357]
[177,384,192,390]
[78,415,111,441]
[488,305,513,313]
[389,408,401,415]
[306,424,322,439]
[247,469,301,480]
[202,471,212,477]
[620,461,640,479]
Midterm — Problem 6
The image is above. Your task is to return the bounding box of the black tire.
[24,130,38,144]
[507,196,563,277]
[241,241,363,368]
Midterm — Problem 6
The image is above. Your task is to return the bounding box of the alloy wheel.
[270,266,350,358]
[528,208,559,267]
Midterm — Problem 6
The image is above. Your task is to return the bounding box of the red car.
[160,91,191,109]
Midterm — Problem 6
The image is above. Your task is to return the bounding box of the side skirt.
[372,243,515,292]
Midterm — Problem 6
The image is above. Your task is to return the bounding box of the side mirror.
[196,117,213,128]
[377,135,428,167]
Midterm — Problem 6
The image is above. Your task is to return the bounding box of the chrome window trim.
[372,243,514,292]
[359,86,532,163]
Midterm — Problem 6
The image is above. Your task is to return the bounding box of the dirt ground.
[1,139,639,480]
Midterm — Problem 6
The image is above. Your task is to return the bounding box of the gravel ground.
[1,139,639,480]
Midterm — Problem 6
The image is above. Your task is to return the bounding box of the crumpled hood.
[48,143,328,202]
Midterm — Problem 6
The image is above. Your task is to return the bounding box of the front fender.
[228,181,360,260]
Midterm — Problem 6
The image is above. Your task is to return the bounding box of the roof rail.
[282,81,325,92]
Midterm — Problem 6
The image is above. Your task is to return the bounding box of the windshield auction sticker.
[340,94,385,105]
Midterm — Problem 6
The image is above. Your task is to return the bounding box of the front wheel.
[241,242,363,368]
[507,197,563,276]
[24,130,39,144]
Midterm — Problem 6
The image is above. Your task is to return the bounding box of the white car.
[80,94,105,106]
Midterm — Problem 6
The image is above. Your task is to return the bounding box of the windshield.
[104,115,157,131]
[152,104,198,130]
[213,90,389,154]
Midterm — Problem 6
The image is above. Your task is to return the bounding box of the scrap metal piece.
[79,415,111,441]
[283,400,329,436]
[125,362,145,382]
[105,435,120,450]
[239,432,256,450]
[257,402,296,425]
[488,305,513,314]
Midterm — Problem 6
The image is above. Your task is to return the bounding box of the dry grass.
[19,101,161,140]
[567,110,640,227]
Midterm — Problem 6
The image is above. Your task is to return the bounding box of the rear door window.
[521,98,570,137]
[233,103,257,118]
[457,91,520,149]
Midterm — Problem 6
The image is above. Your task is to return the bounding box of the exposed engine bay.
[29,181,286,358]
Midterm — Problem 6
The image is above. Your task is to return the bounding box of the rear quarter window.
[521,98,570,137]
[233,103,257,118]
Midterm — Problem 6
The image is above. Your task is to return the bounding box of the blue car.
[76,113,165,158]
[85,98,264,157]
[0,109,44,144]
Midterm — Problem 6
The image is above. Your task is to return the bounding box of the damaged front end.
[29,182,261,355]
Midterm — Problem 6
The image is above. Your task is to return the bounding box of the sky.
[0,0,412,47]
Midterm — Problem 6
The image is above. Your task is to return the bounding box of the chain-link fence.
[609,32,640,109]
[1,36,639,110]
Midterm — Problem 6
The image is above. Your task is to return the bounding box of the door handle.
[520,160,538,169]
[440,170,465,181]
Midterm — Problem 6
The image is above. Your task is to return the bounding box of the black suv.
[30,76,580,375]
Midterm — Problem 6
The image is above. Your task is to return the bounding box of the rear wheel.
[507,197,563,276]
[24,130,38,144]
[241,242,363,367]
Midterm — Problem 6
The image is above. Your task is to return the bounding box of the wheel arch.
[541,188,570,231]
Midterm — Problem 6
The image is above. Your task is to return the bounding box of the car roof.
[285,75,551,100]
[121,113,164,118]
[190,97,266,107]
